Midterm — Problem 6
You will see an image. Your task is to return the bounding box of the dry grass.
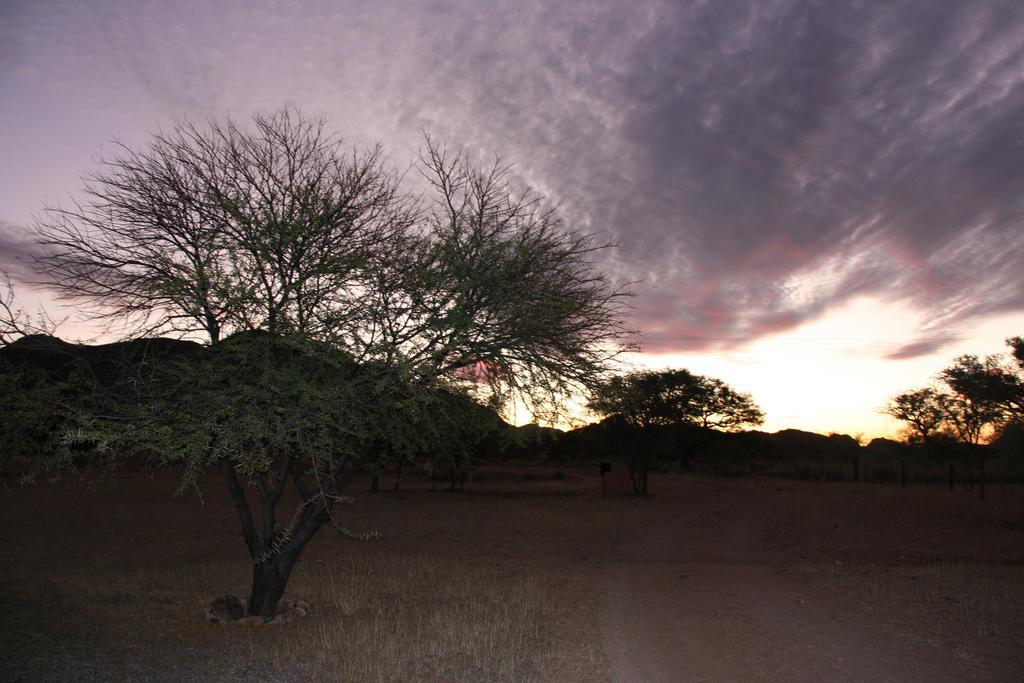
[2,551,601,681]
[292,554,583,681]
[825,558,1024,644]
[0,470,610,682]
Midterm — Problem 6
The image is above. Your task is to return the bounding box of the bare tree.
[34,108,409,343]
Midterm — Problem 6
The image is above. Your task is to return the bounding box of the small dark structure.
[601,462,632,496]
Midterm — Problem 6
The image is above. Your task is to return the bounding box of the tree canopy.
[588,368,764,431]
[32,110,632,414]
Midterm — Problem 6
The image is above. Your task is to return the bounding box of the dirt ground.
[2,466,1023,681]
[597,476,1024,682]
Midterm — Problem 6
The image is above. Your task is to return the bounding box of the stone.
[206,595,245,623]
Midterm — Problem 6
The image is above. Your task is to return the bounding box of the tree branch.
[220,457,262,560]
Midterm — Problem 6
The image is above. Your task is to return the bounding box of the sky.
[3,0,1024,439]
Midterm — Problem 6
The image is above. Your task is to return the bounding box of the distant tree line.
[885,336,1024,496]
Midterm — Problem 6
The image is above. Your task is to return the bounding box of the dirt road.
[600,478,1018,682]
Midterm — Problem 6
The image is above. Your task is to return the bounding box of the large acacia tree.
[588,369,764,494]
[8,109,632,618]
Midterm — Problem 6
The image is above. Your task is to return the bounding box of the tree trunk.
[218,456,336,620]
[247,552,298,617]
[629,451,650,496]
[392,461,404,491]
[979,459,986,500]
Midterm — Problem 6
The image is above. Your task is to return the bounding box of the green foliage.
[0,333,416,490]
[0,358,75,477]
[1,331,515,491]
[390,385,510,479]
[1,335,202,482]
[502,423,563,460]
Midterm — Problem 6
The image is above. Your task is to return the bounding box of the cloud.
[885,336,962,361]
[4,0,1024,358]
[884,333,962,360]
[481,0,1024,352]
[0,221,41,283]
[369,0,1024,355]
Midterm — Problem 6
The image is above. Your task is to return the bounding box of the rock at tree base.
[205,597,310,625]
[205,595,245,623]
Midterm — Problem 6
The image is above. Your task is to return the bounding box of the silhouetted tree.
[352,136,634,417]
[1008,336,1024,371]
[887,337,1024,496]
[34,108,410,343]
[691,376,766,430]
[9,110,632,618]
[588,369,763,494]
[940,354,1013,445]
[995,337,1024,469]
[885,387,945,446]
